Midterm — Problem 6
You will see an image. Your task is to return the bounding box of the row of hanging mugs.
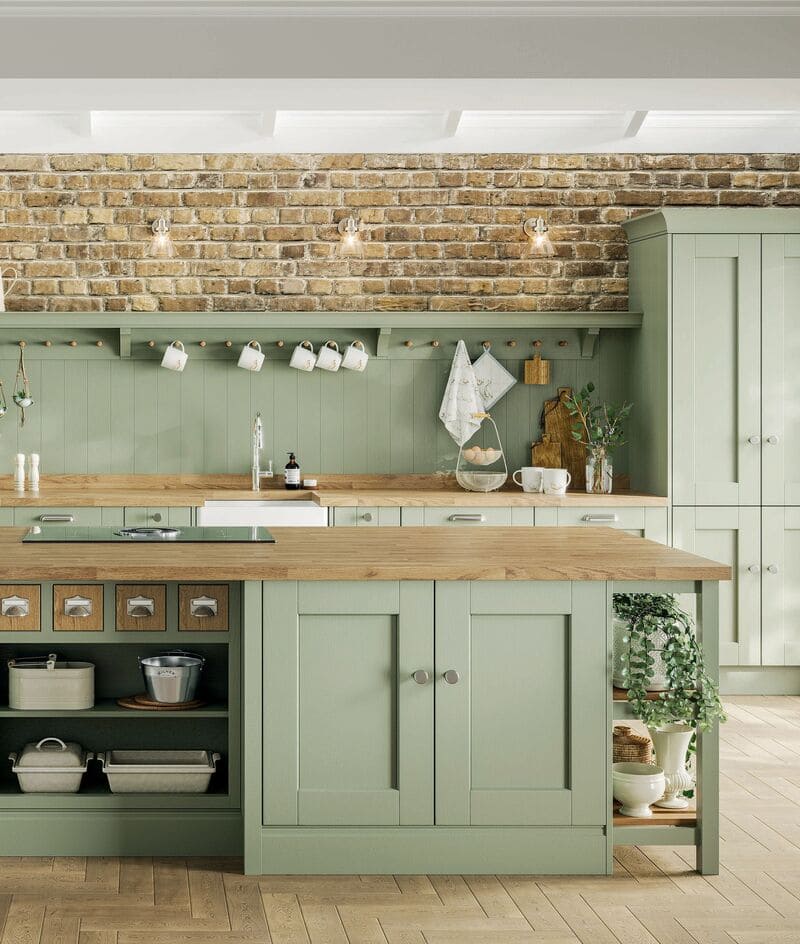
[160,338,369,374]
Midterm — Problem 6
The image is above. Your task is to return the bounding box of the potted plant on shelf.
[614,592,726,809]
[565,382,632,494]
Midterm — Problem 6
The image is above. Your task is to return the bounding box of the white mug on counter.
[289,340,316,372]
[542,468,572,495]
[237,340,265,372]
[512,466,546,493]
[160,340,188,372]
[342,339,369,372]
[316,340,343,372]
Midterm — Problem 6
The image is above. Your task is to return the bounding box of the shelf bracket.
[119,327,132,359]
[580,327,600,359]
[376,326,392,358]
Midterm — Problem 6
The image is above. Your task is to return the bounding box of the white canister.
[0,267,19,313]
[237,340,265,372]
[541,468,572,495]
[316,341,343,372]
[512,466,545,493]
[341,339,369,372]
[289,341,316,372]
[161,340,188,372]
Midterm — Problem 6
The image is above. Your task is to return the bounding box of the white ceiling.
[0,1,798,152]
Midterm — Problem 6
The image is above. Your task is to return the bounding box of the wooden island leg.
[696,579,720,875]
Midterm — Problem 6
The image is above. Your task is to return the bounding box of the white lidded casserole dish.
[8,653,94,710]
[98,749,220,793]
[9,737,93,793]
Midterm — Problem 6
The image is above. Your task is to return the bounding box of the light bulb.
[337,216,364,258]
[523,217,555,258]
[149,217,175,258]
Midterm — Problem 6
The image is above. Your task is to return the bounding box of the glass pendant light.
[149,217,175,258]
[522,216,555,258]
[337,215,364,258]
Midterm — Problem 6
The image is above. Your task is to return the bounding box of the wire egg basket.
[455,413,508,492]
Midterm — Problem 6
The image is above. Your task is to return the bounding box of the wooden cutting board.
[531,386,586,491]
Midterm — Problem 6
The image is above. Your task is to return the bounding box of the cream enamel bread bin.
[98,749,221,793]
[9,737,93,793]
[8,653,94,710]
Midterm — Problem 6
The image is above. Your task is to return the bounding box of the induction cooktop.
[23,526,276,543]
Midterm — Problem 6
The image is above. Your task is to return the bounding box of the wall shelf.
[0,701,228,719]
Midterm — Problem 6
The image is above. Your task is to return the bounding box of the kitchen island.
[0,526,728,875]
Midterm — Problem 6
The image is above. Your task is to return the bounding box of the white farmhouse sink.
[197,500,329,527]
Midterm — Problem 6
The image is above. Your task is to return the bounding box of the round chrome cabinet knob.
[362,512,373,522]
[412,670,430,685]
[748,564,760,574]
[768,564,780,574]
[443,669,461,685]
[748,435,761,445]
[766,435,780,445]
[151,512,163,523]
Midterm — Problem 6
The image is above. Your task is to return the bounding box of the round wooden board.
[117,694,207,711]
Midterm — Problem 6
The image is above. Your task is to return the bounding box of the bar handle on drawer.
[127,595,155,618]
[448,514,486,522]
[39,515,74,523]
[190,595,218,618]
[581,514,619,523]
[64,595,92,618]
[1,595,29,618]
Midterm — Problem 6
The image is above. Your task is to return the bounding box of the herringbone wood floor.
[2,696,800,944]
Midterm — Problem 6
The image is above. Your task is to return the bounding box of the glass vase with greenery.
[565,382,632,494]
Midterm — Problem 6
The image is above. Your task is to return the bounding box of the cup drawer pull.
[448,514,486,522]
[64,595,92,618]
[581,514,619,523]
[127,595,155,618]
[190,596,218,618]
[1,595,29,618]
[39,515,74,523]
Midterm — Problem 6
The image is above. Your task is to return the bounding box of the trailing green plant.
[613,592,726,732]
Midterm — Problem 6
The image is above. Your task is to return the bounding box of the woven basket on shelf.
[612,725,653,765]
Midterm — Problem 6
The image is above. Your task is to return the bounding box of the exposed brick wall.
[1,153,798,313]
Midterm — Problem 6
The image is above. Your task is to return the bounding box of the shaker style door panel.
[761,507,800,666]
[262,581,434,828]
[672,506,761,666]
[672,234,761,506]
[762,235,800,505]
[434,581,606,828]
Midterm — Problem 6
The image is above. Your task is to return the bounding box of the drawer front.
[0,584,41,631]
[53,584,104,632]
[116,583,167,632]
[333,507,401,527]
[551,507,646,531]
[13,507,104,528]
[420,507,513,527]
[178,584,229,632]
[0,510,14,526]
[123,506,193,528]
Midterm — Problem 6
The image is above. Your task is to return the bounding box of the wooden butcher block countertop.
[0,526,729,582]
[0,474,668,508]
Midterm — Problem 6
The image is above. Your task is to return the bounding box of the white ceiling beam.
[623,109,649,137]
[442,110,462,136]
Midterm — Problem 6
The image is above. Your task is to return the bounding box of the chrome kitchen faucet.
[251,412,274,490]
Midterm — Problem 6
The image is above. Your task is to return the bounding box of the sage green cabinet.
[434,581,606,827]
[534,506,668,542]
[123,506,193,527]
[401,506,535,526]
[762,235,800,506]
[672,234,761,506]
[12,506,120,527]
[672,506,760,666]
[262,581,434,827]
[761,507,800,665]
[332,506,401,526]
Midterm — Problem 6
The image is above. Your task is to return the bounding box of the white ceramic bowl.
[612,762,666,817]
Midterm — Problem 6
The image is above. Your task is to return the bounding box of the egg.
[462,446,476,462]
[484,447,497,463]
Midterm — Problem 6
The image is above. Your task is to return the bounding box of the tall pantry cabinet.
[623,210,800,679]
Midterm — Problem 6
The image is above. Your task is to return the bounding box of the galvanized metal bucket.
[138,650,204,704]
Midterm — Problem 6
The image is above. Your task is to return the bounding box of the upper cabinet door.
[434,581,607,828]
[762,235,800,506]
[672,234,761,506]
[262,580,434,828]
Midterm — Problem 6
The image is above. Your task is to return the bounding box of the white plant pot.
[612,617,669,691]
[612,762,666,818]
[648,722,694,809]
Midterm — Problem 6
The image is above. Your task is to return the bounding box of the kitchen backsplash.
[1,152,797,314]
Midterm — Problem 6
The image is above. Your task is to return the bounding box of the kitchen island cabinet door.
[262,580,434,827]
[434,581,607,827]
[762,234,800,506]
[761,507,800,665]
[672,506,760,666]
[672,233,761,506]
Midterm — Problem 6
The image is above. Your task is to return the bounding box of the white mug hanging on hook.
[161,340,188,372]
[0,267,19,312]
[237,340,265,372]
[316,341,343,372]
[342,339,369,372]
[289,340,316,372]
